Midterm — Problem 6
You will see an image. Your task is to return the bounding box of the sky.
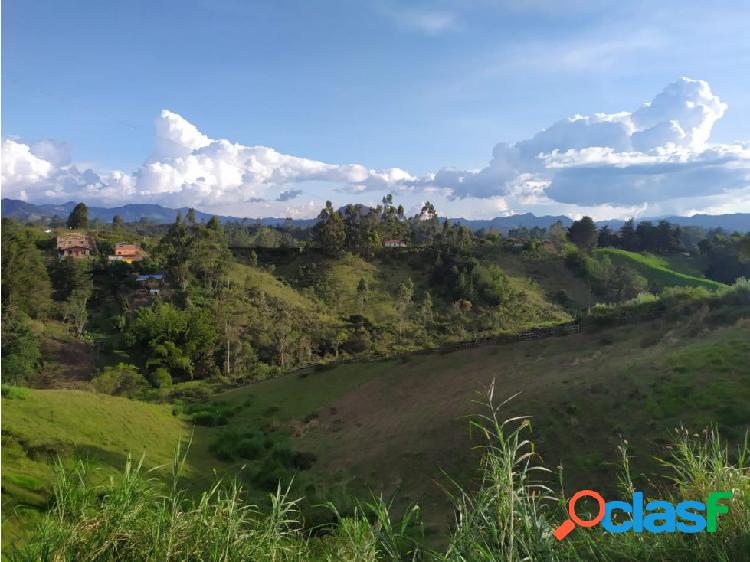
[3,0,750,220]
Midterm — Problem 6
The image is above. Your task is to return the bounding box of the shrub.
[1,309,42,385]
[189,402,233,427]
[236,436,264,460]
[91,363,148,398]
[1,384,31,400]
[151,367,172,389]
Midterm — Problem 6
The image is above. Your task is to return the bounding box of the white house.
[384,239,407,248]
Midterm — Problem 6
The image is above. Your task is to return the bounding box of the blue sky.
[3,0,750,219]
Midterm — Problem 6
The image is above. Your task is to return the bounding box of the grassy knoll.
[595,248,725,291]
[1,388,220,545]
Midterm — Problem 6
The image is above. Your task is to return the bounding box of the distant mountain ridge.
[0,198,317,227]
[2,198,749,232]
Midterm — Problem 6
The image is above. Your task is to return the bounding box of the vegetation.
[594,248,725,291]
[8,393,749,561]
[2,201,750,557]
[66,202,89,230]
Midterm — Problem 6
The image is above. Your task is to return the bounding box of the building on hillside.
[56,233,92,259]
[136,273,164,296]
[384,239,407,248]
[135,273,163,284]
[108,242,146,263]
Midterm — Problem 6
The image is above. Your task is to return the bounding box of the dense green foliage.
[66,202,89,230]
[1,311,42,384]
[1,220,53,318]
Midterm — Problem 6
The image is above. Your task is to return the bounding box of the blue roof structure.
[136,274,163,282]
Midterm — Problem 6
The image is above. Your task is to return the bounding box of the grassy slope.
[228,261,322,313]
[211,308,750,534]
[5,309,749,541]
[1,389,220,544]
[595,248,725,291]
[271,251,574,328]
[479,248,593,309]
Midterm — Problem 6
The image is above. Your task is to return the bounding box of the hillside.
[4,302,749,541]
[1,388,220,543]
[595,248,726,291]
[205,309,750,532]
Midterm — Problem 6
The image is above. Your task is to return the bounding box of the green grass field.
[1,388,222,545]
[595,248,725,291]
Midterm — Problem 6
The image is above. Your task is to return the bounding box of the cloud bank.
[413,77,749,209]
[2,78,749,218]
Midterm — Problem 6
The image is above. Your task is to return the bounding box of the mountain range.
[3,198,749,232]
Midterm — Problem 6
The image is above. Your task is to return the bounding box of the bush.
[1,384,31,400]
[236,436,264,460]
[1,309,42,385]
[91,363,148,398]
[189,402,233,427]
[192,411,229,427]
[150,367,172,389]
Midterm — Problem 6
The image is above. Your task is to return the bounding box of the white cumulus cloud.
[1,110,414,209]
[2,77,748,218]
[413,77,749,209]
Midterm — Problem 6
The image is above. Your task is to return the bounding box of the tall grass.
[9,391,750,561]
[439,387,557,561]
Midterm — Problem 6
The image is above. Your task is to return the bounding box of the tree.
[395,278,414,337]
[597,226,619,248]
[186,208,197,225]
[91,363,148,397]
[67,202,89,229]
[420,290,434,325]
[418,201,440,245]
[451,299,473,338]
[356,278,369,314]
[548,221,568,243]
[620,218,636,250]
[53,259,93,338]
[1,221,53,318]
[1,309,42,384]
[207,215,221,230]
[63,286,92,338]
[607,265,648,302]
[568,216,598,253]
[739,234,750,263]
[126,303,219,380]
[112,214,124,229]
[313,201,346,257]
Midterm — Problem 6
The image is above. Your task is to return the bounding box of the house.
[57,233,92,259]
[136,274,164,296]
[108,242,146,263]
[384,239,407,248]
